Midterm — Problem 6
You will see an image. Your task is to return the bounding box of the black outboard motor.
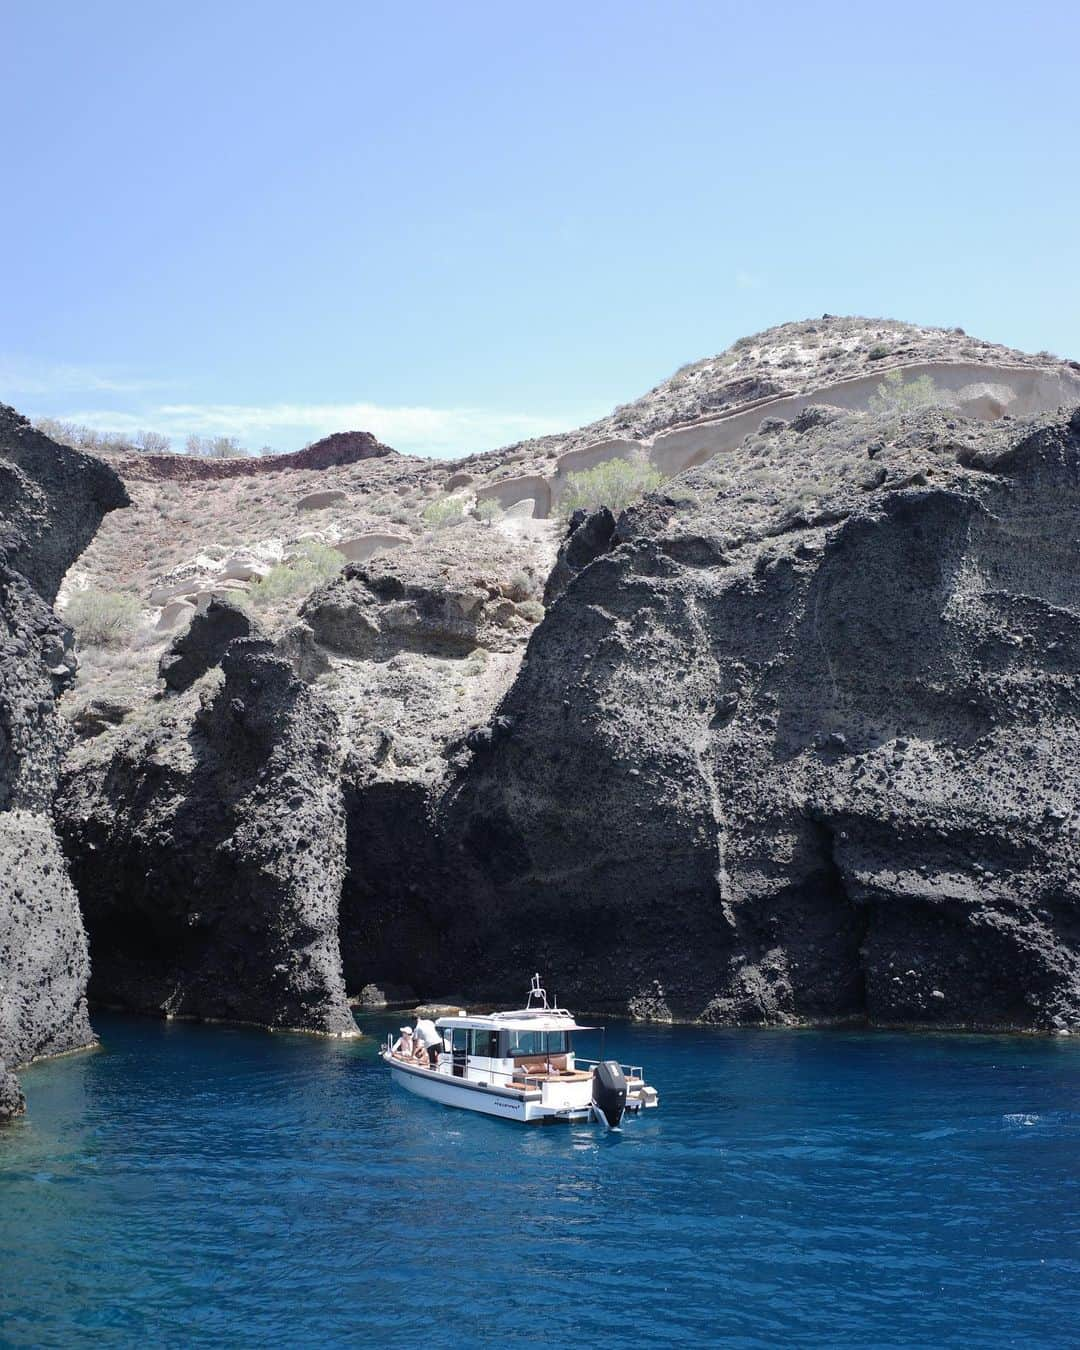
[591,1060,627,1129]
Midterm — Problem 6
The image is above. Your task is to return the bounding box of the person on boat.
[413,1019,442,1070]
[392,1026,415,1059]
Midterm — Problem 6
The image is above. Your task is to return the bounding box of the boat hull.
[382,1053,592,1124]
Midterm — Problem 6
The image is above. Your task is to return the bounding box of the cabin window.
[468,1030,498,1057]
[451,1029,468,1054]
[507,1031,570,1057]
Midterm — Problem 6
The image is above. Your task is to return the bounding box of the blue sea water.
[1,1014,1078,1348]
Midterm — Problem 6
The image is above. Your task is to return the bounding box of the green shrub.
[474,498,503,524]
[423,497,466,528]
[296,541,346,575]
[505,569,535,602]
[867,344,891,360]
[464,647,489,675]
[557,455,663,520]
[250,541,343,607]
[516,600,545,623]
[868,370,948,415]
[66,589,141,646]
[665,486,700,509]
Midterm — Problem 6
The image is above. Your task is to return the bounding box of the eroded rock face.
[0,811,94,1062]
[274,621,331,683]
[159,598,259,693]
[58,640,355,1035]
[38,326,1080,1042]
[305,566,489,659]
[303,545,541,660]
[0,1061,24,1120]
[543,507,616,605]
[298,489,349,511]
[0,405,129,603]
[0,406,127,1109]
[343,406,1080,1031]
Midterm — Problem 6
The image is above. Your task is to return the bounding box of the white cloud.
[734,270,764,291]
[8,355,598,457]
[52,399,578,458]
[0,359,165,397]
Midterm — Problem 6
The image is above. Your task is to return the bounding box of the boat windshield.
[508,1030,570,1056]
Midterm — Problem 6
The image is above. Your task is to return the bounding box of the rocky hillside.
[429,405,1080,1028]
[7,317,1080,1092]
[0,407,126,1117]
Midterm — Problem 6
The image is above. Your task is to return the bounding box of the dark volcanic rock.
[0,1062,24,1120]
[0,408,126,1108]
[0,805,96,1059]
[113,429,395,483]
[0,569,96,1073]
[0,404,128,602]
[354,981,418,1009]
[274,621,331,683]
[159,598,259,693]
[70,697,132,739]
[40,328,1080,1044]
[305,563,494,659]
[342,405,1080,1031]
[58,640,355,1035]
[543,507,616,605]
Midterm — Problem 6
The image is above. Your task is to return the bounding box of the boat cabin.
[382,974,657,1125]
[434,1012,592,1089]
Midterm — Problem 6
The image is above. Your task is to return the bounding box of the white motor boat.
[381,974,659,1127]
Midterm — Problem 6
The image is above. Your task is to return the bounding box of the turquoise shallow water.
[1,1014,1078,1348]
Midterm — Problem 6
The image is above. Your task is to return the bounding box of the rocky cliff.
[425,407,1080,1028]
[0,406,126,1117]
[37,319,1080,1045]
[58,637,356,1035]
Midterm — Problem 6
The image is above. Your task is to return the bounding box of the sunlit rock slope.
[39,318,1080,1037]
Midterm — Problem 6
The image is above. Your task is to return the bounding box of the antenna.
[528,972,549,1009]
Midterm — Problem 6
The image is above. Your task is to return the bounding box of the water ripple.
[1,1016,1078,1347]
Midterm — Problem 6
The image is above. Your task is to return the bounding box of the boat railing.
[385,1039,613,1090]
[575,1056,645,1081]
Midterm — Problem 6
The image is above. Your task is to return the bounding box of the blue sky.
[3,0,1078,457]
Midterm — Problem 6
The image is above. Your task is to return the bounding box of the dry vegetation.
[557,455,663,520]
[56,319,1061,722]
[58,430,561,717]
[659,383,978,553]
[64,588,141,646]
